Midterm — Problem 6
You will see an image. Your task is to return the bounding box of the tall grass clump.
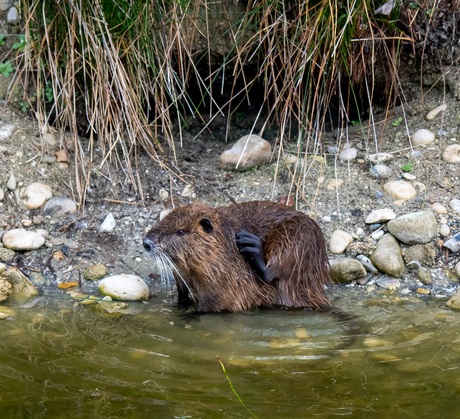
[17,0,410,203]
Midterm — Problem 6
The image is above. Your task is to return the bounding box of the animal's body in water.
[143,201,331,313]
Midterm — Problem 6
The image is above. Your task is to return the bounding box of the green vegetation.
[18,0,414,199]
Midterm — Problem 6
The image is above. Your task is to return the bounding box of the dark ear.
[200,218,213,233]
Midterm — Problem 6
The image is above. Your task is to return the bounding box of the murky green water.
[1,288,460,418]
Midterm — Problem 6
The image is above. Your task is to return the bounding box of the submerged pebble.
[99,274,150,301]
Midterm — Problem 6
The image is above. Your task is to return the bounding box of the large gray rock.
[329,258,367,283]
[218,134,272,171]
[387,211,438,244]
[1,269,39,300]
[370,234,406,277]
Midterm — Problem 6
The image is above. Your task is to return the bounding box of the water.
[1,289,460,418]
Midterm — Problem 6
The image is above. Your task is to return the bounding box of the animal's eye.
[176,229,186,236]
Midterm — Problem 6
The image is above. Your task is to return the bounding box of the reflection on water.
[0,289,460,418]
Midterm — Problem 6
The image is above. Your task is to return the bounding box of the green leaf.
[392,116,403,126]
[401,163,415,172]
[0,61,14,77]
[12,35,26,52]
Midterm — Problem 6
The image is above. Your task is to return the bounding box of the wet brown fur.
[144,201,331,312]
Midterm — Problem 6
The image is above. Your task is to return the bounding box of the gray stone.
[356,254,378,273]
[339,147,357,161]
[218,134,272,171]
[370,234,406,277]
[2,229,45,250]
[42,197,78,217]
[329,258,367,283]
[375,277,401,289]
[99,274,150,301]
[387,211,438,244]
[369,164,392,179]
[365,208,396,224]
[368,152,394,163]
[449,199,460,214]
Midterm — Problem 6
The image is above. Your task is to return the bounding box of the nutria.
[143,201,331,313]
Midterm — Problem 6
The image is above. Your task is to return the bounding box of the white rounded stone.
[21,182,52,209]
[426,104,447,120]
[439,224,450,237]
[99,274,150,301]
[430,203,448,214]
[218,134,272,171]
[442,144,460,163]
[383,180,417,200]
[2,229,45,250]
[339,147,358,161]
[411,129,435,146]
[329,230,353,254]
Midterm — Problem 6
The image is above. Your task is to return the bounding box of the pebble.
[426,103,447,120]
[0,124,16,141]
[430,203,448,214]
[449,199,460,214]
[99,213,116,233]
[371,230,385,240]
[375,277,401,290]
[443,232,460,253]
[2,229,45,250]
[455,262,460,278]
[218,134,272,171]
[387,211,438,244]
[339,147,358,161]
[411,129,435,146]
[365,208,396,224]
[368,152,394,163]
[0,188,3,201]
[417,266,433,285]
[369,164,392,179]
[98,274,150,301]
[446,290,460,311]
[370,234,406,277]
[383,180,417,201]
[181,185,195,198]
[356,254,378,273]
[402,173,416,180]
[442,144,460,163]
[439,224,450,237]
[329,230,353,254]
[42,197,77,217]
[0,306,16,320]
[327,179,344,190]
[6,172,16,190]
[329,258,367,283]
[84,264,108,281]
[20,182,53,209]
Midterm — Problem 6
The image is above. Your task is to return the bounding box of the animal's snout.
[143,236,156,252]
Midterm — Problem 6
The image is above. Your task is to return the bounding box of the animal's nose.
[143,237,155,252]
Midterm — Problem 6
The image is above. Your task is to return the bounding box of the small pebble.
[426,104,447,120]
[99,213,116,233]
[6,173,16,190]
[439,224,450,237]
[431,203,448,214]
[339,147,358,161]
